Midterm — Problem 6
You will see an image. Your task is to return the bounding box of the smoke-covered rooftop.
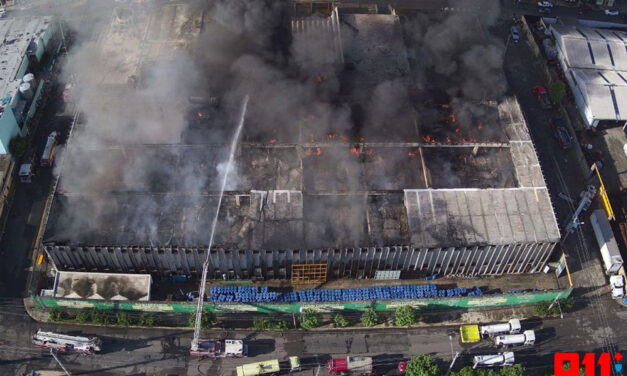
[43,1,559,252]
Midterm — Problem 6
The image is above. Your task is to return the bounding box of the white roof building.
[550,24,627,127]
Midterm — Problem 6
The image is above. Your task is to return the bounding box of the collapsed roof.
[44,6,560,252]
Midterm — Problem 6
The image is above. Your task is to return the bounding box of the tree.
[395,306,419,326]
[48,308,64,321]
[253,318,272,330]
[534,303,550,317]
[334,313,350,328]
[9,136,29,158]
[549,80,566,103]
[273,320,290,331]
[189,311,216,330]
[405,355,442,376]
[300,309,320,329]
[497,364,524,376]
[116,312,133,326]
[360,307,380,327]
[75,309,90,323]
[450,366,490,376]
[138,314,156,327]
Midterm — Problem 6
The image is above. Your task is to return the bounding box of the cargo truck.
[494,330,535,347]
[590,210,623,274]
[473,352,515,368]
[480,319,521,336]
[236,356,300,376]
[189,339,247,358]
[328,356,373,375]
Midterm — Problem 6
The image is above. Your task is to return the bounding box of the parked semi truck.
[328,356,373,375]
[473,352,515,368]
[189,339,247,358]
[32,330,102,355]
[236,356,300,376]
[480,319,521,336]
[495,330,535,347]
[590,210,623,274]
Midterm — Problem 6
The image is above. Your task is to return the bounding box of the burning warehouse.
[43,1,559,280]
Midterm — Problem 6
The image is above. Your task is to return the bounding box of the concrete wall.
[45,242,556,279]
[16,55,29,80]
[33,287,573,314]
[0,107,20,154]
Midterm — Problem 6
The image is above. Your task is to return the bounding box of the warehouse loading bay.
[31,2,617,309]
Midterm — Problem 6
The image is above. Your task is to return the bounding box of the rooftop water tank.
[19,82,34,99]
[22,73,35,84]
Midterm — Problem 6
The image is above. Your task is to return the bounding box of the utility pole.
[49,349,71,376]
[446,352,460,376]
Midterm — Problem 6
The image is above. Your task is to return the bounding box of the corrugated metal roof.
[404,188,560,248]
[552,24,627,121]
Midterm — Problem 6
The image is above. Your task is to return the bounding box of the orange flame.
[422,135,436,143]
[350,146,360,155]
[197,112,203,118]
[408,151,416,157]
[315,147,321,156]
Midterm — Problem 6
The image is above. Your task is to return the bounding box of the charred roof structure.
[44,3,559,280]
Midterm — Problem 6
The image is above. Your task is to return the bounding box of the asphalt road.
[0,296,624,376]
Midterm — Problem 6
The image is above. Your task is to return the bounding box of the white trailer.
[495,330,535,347]
[590,210,623,274]
[473,352,515,368]
[479,319,521,336]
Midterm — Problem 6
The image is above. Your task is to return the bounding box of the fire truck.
[328,356,373,375]
[32,330,102,355]
[189,339,248,358]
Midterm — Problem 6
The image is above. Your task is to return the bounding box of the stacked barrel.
[209,285,482,303]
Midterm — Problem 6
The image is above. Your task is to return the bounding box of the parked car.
[538,6,552,14]
[511,26,520,43]
[610,275,625,299]
[604,9,619,16]
[533,86,552,109]
[538,1,553,7]
[550,117,572,149]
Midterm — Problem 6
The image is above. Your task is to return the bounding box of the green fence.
[34,288,572,314]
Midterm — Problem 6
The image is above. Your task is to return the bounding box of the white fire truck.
[32,330,102,355]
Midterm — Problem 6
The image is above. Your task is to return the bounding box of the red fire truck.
[327,356,373,375]
[32,330,102,355]
[189,339,248,359]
